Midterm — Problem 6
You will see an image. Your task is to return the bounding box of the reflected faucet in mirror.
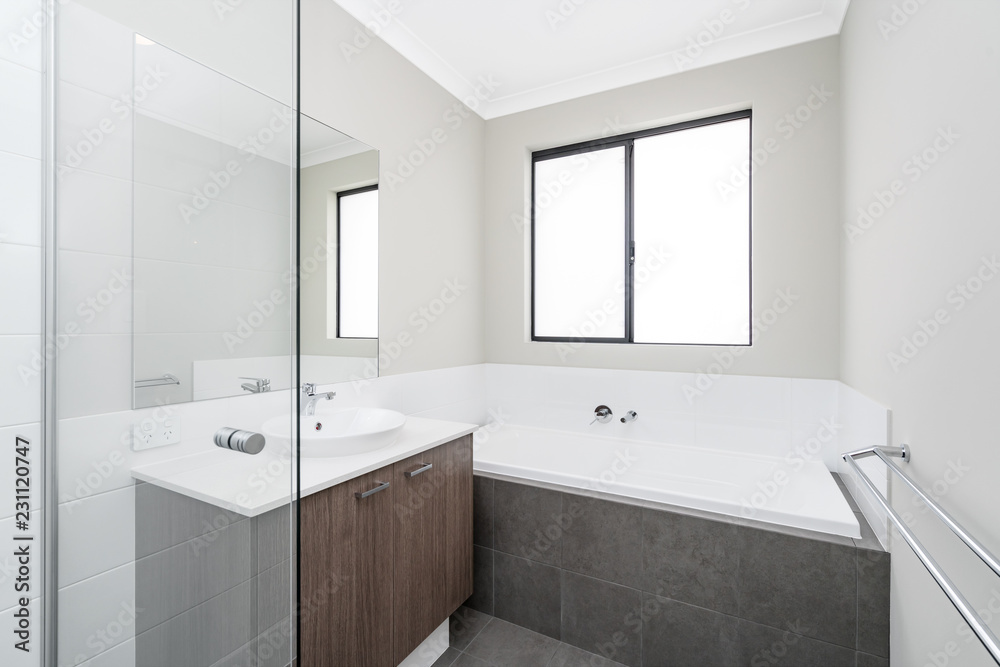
[302,383,336,416]
[240,377,271,394]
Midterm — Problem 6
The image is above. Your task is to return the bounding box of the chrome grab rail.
[844,445,1000,665]
[134,373,181,389]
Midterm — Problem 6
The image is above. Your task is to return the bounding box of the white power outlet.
[132,415,182,451]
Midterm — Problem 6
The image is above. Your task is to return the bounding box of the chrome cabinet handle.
[404,463,433,478]
[355,481,390,499]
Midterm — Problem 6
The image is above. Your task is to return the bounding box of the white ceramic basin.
[263,408,406,458]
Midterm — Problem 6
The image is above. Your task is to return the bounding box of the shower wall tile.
[134,482,247,560]
[57,250,133,336]
[57,333,133,419]
[0,336,42,428]
[76,637,135,667]
[0,0,46,71]
[56,82,132,180]
[59,485,136,588]
[58,562,136,664]
[0,150,42,247]
[58,0,134,100]
[58,169,132,257]
[0,58,42,160]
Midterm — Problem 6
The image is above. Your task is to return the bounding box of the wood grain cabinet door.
[301,465,395,667]
[392,447,447,664]
[441,435,474,614]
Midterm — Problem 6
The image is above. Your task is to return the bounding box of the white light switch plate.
[131,414,181,451]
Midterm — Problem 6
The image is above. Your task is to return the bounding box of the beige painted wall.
[840,1,1000,665]
[299,151,379,359]
[482,37,842,378]
[301,0,486,376]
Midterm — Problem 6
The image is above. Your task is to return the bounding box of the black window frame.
[335,183,379,340]
[530,109,753,347]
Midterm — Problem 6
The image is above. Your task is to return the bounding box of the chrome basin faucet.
[301,383,336,416]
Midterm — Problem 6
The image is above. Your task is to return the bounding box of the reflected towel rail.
[134,374,181,389]
[844,445,1000,665]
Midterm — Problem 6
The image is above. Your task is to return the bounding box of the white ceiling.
[332,0,850,119]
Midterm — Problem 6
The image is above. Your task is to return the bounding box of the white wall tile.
[694,374,791,422]
[0,151,42,247]
[0,59,41,159]
[696,415,792,457]
[0,244,41,334]
[0,336,42,427]
[57,82,132,180]
[58,562,136,664]
[57,334,132,419]
[0,0,45,72]
[58,251,132,336]
[58,2,133,100]
[59,486,135,588]
[58,169,132,256]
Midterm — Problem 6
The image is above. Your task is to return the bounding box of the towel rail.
[844,445,1000,665]
[134,373,180,389]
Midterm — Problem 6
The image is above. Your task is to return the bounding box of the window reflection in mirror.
[299,115,379,384]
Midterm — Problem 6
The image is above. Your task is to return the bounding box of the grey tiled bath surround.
[134,482,293,667]
[468,474,890,667]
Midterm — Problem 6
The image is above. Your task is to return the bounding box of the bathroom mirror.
[132,38,294,408]
[298,115,379,385]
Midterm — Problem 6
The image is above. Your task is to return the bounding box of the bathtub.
[473,425,861,539]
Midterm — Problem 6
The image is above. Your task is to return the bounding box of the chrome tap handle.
[590,405,613,425]
[620,410,638,423]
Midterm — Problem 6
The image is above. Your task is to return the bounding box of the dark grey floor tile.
[451,605,493,652]
[432,646,463,667]
[464,618,561,666]
[474,475,495,548]
[561,494,642,588]
[494,480,564,566]
[136,519,253,633]
[452,652,489,667]
[856,651,890,667]
[641,594,739,667]
[739,619,856,667]
[466,545,494,615]
[738,525,857,648]
[857,550,890,657]
[853,512,884,552]
[561,571,642,667]
[642,508,739,615]
[548,642,628,667]
[494,551,562,639]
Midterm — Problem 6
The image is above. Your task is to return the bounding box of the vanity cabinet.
[301,435,473,667]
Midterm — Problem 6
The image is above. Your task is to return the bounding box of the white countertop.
[131,417,477,517]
